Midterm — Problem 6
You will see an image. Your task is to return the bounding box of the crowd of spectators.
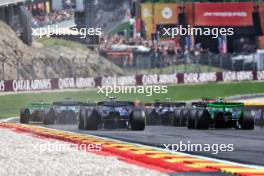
[32,9,73,28]
[31,0,73,28]
[99,34,203,68]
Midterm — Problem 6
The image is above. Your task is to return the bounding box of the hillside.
[0,21,123,80]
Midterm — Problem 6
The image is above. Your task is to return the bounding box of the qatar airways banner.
[194,2,254,26]
[0,71,264,92]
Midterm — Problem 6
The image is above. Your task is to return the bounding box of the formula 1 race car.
[78,99,146,131]
[176,98,255,130]
[45,101,95,124]
[20,102,52,124]
[20,100,91,125]
[145,101,186,126]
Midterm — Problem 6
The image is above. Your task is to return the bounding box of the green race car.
[174,98,254,130]
[20,100,92,125]
[20,102,52,124]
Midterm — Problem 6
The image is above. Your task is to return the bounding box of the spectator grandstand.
[94,0,264,72]
[27,0,74,28]
[2,0,263,80]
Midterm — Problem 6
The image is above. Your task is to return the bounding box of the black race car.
[145,101,186,126]
[78,99,146,131]
[46,101,95,124]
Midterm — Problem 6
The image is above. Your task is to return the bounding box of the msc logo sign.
[162,7,173,19]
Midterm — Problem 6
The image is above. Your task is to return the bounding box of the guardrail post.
[261,109,264,128]
[253,53,256,71]
[0,53,5,80]
[220,54,223,70]
[208,52,211,72]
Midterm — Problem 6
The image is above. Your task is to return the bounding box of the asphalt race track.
[42,124,264,166]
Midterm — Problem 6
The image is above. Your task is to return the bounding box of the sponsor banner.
[259,3,264,36]
[0,78,98,92]
[257,71,264,80]
[141,3,154,39]
[236,71,253,81]
[12,79,52,92]
[183,73,217,84]
[159,74,178,84]
[198,72,217,83]
[223,72,237,82]
[58,77,97,89]
[142,74,159,85]
[184,3,194,27]
[75,77,96,88]
[101,77,116,87]
[101,76,137,86]
[142,74,178,85]
[194,2,254,26]
[0,79,52,92]
[184,73,199,84]
[58,78,76,89]
[223,71,253,82]
[117,76,137,86]
[0,71,262,92]
[154,3,179,25]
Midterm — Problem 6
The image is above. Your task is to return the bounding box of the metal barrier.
[102,50,263,75]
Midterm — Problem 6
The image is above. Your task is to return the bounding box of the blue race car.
[78,99,146,131]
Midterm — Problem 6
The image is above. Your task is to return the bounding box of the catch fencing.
[103,51,264,74]
[1,51,264,80]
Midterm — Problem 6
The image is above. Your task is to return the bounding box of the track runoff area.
[1,98,264,176]
[0,122,264,176]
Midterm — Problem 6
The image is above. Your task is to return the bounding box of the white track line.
[0,117,18,122]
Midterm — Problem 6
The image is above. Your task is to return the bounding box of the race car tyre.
[20,108,30,124]
[31,110,43,122]
[173,109,182,126]
[43,108,56,125]
[196,109,210,129]
[188,109,197,129]
[181,109,189,127]
[146,110,160,125]
[131,108,146,131]
[84,109,100,130]
[240,111,255,130]
[78,109,85,130]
